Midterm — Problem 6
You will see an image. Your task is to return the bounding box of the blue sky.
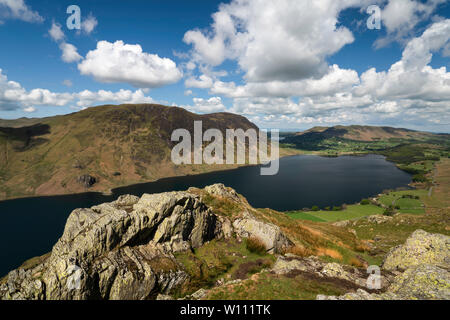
[0,0,449,132]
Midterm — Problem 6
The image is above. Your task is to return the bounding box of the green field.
[378,190,427,214]
[287,204,384,222]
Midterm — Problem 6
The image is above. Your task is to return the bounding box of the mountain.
[283,125,448,152]
[0,104,260,200]
[294,125,435,141]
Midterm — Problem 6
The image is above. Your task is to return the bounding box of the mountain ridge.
[0,104,262,200]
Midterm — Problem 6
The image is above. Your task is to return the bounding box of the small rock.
[332,220,351,227]
[156,294,174,300]
[77,174,97,188]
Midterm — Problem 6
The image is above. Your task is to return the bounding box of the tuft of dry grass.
[317,247,343,260]
[245,237,267,255]
[354,242,372,253]
[349,257,366,268]
[284,245,315,258]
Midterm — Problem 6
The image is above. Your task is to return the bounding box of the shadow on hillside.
[0,123,50,151]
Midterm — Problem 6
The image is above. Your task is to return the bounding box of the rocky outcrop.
[332,220,351,227]
[317,230,450,300]
[367,215,393,224]
[77,174,97,188]
[0,184,293,300]
[204,184,241,202]
[272,255,324,274]
[233,216,293,254]
[382,229,449,271]
[0,190,220,300]
[388,264,450,300]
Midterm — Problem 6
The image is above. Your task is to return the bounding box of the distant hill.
[294,125,434,142]
[0,104,259,200]
[0,117,42,128]
[282,125,450,162]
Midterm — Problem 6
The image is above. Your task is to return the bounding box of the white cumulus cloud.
[59,42,82,63]
[0,0,43,23]
[78,40,183,88]
[0,69,157,112]
[81,14,98,34]
[181,97,227,114]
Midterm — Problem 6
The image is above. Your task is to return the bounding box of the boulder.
[317,230,450,300]
[0,189,222,300]
[232,217,292,254]
[77,174,97,188]
[332,220,351,228]
[317,264,450,300]
[204,183,241,202]
[388,264,450,300]
[382,229,450,271]
[272,256,310,274]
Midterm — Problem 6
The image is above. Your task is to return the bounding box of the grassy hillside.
[282,125,449,181]
[200,159,450,300]
[0,104,294,200]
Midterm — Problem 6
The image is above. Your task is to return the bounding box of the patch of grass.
[284,211,326,222]
[173,238,275,297]
[205,272,351,300]
[353,209,450,265]
[349,257,366,268]
[245,237,267,255]
[378,190,426,215]
[287,204,383,222]
[283,245,315,257]
[200,193,242,218]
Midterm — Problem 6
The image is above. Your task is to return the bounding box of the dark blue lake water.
[0,154,411,276]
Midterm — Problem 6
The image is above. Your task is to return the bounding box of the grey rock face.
[0,190,220,300]
[233,217,293,254]
[0,184,293,300]
[77,174,97,188]
[382,229,450,271]
[317,230,450,300]
[204,183,241,202]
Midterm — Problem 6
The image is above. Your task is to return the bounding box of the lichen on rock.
[383,229,450,271]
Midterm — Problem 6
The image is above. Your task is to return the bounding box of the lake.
[0,154,411,276]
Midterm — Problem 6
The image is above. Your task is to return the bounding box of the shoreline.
[0,152,410,205]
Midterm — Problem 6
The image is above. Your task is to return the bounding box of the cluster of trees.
[412,174,429,183]
[383,204,400,216]
[309,205,344,212]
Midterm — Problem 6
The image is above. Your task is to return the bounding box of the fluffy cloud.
[49,22,64,42]
[355,19,450,101]
[181,97,227,114]
[183,0,375,82]
[375,0,446,48]
[185,74,214,89]
[23,106,35,113]
[181,1,450,131]
[48,23,82,63]
[78,40,183,88]
[0,0,43,23]
[74,89,154,108]
[81,14,98,34]
[0,69,156,112]
[59,42,82,63]
[208,65,360,99]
